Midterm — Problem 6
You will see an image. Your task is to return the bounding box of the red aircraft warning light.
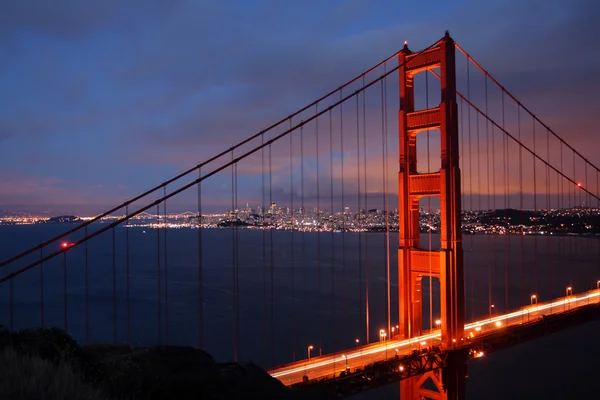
[577,182,582,188]
[61,242,69,248]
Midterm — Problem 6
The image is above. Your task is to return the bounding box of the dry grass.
[0,347,107,400]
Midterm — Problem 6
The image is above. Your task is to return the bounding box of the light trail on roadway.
[271,289,600,385]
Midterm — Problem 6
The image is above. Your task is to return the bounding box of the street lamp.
[435,319,441,328]
[566,286,572,296]
[355,338,359,349]
[307,345,313,361]
[391,326,395,337]
[530,294,537,305]
[596,280,600,290]
[489,304,495,317]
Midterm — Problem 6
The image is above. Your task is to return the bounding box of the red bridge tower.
[397,32,466,399]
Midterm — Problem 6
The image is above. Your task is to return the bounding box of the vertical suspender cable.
[502,93,509,315]
[533,119,538,297]
[289,119,296,361]
[156,204,162,344]
[300,117,306,356]
[198,167,204,349]
[466,58,474,321]
[164,187,169,345]
[363,75,370,343]
[40,248,44,328]
[235,163,240,361]
[85,226,89,343]
[261,136,267,362]
[476,102,482,319]
[356,92,363,341]
[126,206,131,345]
[559,145,564,291]
[545,130,552,306]
[269,144,275,368]
[9,274,13,331]
[460,96,466,315]
[485,76,492,319]
[517,106,524,314]
[231,154,237,362]
[340,89,348,347]
[381,72,391,336]
[426,71,432,331]
[63,251,68,331]
[316,103,323,355]
[329,109,336,357]
[112,227,117,344]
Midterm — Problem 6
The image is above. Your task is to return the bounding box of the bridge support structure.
[397,32,466,399]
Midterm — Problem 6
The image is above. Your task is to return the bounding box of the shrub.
[0,347,106,400]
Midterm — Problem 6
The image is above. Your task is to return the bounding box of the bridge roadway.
[271,289,600,385]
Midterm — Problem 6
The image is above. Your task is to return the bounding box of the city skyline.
[1,1,599,215]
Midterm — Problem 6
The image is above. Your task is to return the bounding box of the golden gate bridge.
[1,32,599,399]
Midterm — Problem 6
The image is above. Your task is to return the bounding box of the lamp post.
[566,287,572,310]
[307,345,313,361]
[530,294,537,305]
[489,304,495,318]
[355,338,359,349]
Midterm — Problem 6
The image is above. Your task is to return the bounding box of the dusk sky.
[1,0,599,215]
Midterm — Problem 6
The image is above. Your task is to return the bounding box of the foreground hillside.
[0,326,331,400]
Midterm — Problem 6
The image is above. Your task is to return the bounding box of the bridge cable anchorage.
[289,117,296,362]
[0,38,446,285]
[112,226,117,344]
[197,166,204,349]
[126,205,131,346]
[315,102,323,356]
[164,186,170,345]
[156,204,162,345]
[362,74,370,345]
